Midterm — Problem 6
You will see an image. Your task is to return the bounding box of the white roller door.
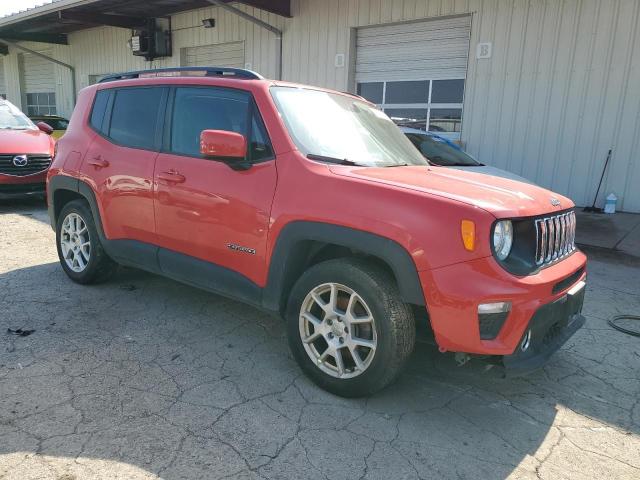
[181,41,245,68]
[356,16,471,82]
[20,50,57,115]
[355,16,471,139]
[0,58,6,98]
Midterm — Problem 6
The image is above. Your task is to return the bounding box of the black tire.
[286,258,415,397]
[56,199,117,284]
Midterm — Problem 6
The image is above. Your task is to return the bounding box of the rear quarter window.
[89,90,110,133]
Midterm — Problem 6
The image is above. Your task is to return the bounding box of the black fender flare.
[262,221,426,311]
[48,175,106,239]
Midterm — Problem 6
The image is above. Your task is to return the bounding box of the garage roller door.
[181,41,245,68]
[20,50,56,115]
[356,16,471,82]
[355,16,471,139]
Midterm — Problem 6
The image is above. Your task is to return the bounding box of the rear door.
[81,86,167,245]
[153,85,277,287]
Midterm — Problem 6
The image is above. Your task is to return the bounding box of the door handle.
[87,156,109,168]
[158,171,186,183]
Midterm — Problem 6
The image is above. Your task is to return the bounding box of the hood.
[328,165,573,218]
[446,165,536,185]
[0,129,54,156]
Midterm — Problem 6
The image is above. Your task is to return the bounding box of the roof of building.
[0,0,290,45]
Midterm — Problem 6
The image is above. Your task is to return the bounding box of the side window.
[109,87,164,150]
[171,87,250,157]
[89,90,110,133]
[249,111,274,162]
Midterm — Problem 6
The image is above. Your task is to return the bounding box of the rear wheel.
[56,200,117,284]
[286,258,415,397]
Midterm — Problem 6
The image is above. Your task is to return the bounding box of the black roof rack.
[99,67,264,83]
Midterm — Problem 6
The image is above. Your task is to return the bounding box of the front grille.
[0,155,52,177]
[534,211,576,266]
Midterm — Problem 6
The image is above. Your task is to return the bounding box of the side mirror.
[36,122,54,135]
[200,130,247,159]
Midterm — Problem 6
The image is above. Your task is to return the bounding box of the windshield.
[404,132,481,167]
[0,101,36,130]
[270,87,428,167]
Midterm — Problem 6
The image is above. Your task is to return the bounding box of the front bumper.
[419,250,587,357]
[0,171,47,194]
[502,280,585,374]
[0,182,46,194]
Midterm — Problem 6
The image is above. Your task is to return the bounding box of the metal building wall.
[1,0,638,211]
[66,3,286,91]
[281,0,640,212]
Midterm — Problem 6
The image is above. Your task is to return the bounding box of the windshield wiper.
[307,154,366,166]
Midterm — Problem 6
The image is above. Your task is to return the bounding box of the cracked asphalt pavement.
[1,198,639,479]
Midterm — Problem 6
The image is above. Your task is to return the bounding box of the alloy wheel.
[60,213,91,273]
[299,282,378,379]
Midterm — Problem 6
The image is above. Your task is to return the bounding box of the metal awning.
[0,0,291,45]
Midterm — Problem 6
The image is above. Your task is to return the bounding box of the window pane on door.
[429,108,462,133]
[385,81,429,104]
[384,108,428,130]
[250,114,274,162]
[431,79,465,103]
[171,87,250,157]
[356,82,384,104]
[109,88,164,150]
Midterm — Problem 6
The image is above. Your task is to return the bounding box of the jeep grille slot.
[0,155,52,177]
[535,211,576,266]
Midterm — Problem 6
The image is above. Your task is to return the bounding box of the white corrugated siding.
[1,0,637,211]
[20,50,55,93]
[280,0,640,213]
[181,41,245,67]
[356,16,471,82]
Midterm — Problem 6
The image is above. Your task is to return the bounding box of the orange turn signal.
[461,220,476,251]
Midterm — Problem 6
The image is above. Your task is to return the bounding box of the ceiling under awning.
[0,0,291,45]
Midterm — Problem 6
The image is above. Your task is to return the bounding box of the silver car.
[400,127,533,184]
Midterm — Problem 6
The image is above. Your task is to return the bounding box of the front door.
[154,86,277,287]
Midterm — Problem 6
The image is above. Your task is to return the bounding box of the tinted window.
[385,81,429,104]
[171,87,250,157]
[429,108,462,133]
[384,108,428,130]
[357,82,384,104]
[90,90,110,133]
[249,112,273,162]
[109,88,164,150]
[431,79,465,103]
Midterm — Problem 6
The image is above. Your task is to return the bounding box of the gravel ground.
[1,197,639,480]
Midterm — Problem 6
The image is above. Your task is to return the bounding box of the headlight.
[493,220,513,260]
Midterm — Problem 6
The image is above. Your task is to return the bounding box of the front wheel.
[286,258,415,397]
[56,199,117,284]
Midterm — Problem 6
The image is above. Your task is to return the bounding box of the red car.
[0,98,55,195]
[47,68,587,397]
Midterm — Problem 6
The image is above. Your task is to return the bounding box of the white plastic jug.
[604,193,617,214]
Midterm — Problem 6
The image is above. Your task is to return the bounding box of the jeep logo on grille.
[12,155,28,167]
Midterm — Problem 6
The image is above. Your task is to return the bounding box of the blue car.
[400,127,533,184]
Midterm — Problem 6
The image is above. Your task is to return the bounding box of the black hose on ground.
[608,315,640,337]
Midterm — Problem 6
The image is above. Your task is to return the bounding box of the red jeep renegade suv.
[47,68,587,397]
[1,98,55,195]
